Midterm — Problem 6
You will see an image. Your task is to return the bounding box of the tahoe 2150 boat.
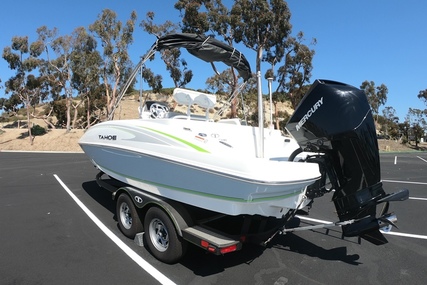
[79,33,408,263]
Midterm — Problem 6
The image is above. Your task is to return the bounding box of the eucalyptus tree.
[416,89,427,142]
[418,89,427,109]
[406,108,426,148]
[2,36,44,143]
[398,121,410,143]
[175,0,246,117]
[205,69,235,95]
[89,9,137,120]
[175,0,234,45]
[275,32,316,110]
[36,26,77,132]
[0,93,20,115]
[381,106,399,139]
[232,0,315,128]
[175,0,315,122]
[263,32,315,128]
[231,0,292,76]
[70,27,103,128]
[140,11,192,95]
[360,80,388,122]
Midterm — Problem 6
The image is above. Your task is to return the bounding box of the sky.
[0,0,426,121]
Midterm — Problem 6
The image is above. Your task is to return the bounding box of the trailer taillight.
[200,240,237,254]
[220,244,237,254]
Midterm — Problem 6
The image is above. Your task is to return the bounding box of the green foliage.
[2,36,43,121]
[174,0,211,34]
[401,137,408,144]
[360,80,388,117]
[31,124,46,136]
[406,108,426,147]
[141,68,163,93]
[161,88,175,96]
[418,89,427,105]
[379,106,400,139]
[0,3,318,127]
[89,9,137,119]
[141,12,190,90]
[52,99,67,127]
[231,0,292,53]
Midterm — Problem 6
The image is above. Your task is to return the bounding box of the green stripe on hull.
[101,164,302,203]
[104,124,210,153]
[141,126,210,153]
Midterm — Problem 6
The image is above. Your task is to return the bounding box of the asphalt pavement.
[0,151,426,285]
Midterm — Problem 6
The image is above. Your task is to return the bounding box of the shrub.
[31,124,47,136]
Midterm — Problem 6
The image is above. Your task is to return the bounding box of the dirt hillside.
[0,95,425,152]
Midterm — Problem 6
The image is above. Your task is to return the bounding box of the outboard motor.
[286,80,408,245]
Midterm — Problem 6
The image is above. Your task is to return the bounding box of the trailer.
[95,171,310,264]
[94,171,406,264]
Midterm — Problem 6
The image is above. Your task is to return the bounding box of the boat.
[79,33,408,249]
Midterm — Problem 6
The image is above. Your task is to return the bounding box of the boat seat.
[194,93,216,109]
[173,88,198,106]
[173,88,217,120]
[173,88,198,118]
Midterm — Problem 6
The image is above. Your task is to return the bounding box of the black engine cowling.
[286,79,408,245]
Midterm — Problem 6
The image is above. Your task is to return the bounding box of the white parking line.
[296,216,332,225]
[409,197,427,201]
[382,179,427,186]
[296,215,427,241]
[382,231,427,240]
[53,174,176,285]
[417,156,427,163]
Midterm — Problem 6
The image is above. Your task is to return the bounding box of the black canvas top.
[156,33,252,82]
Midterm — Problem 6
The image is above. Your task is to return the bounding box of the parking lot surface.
[1,152,426,284]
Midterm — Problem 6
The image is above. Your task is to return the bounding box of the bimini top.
[155,33,252,82]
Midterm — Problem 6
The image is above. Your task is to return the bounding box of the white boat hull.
[79,119,321,218]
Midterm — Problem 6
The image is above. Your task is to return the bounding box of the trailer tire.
[144,206,187,264]
[116,193,143,238]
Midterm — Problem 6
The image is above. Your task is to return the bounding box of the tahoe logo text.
[98,135,117,140]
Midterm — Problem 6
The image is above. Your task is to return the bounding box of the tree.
[70,27,103,128]
[381,106,399,139]
[89,9,137,120]
[140,11,192,95]
[275,32,316,110]
[175,0,243,117]
[0,93,21,115]
[406,108,426,148]
[206,69,235,95]
[2,36,44,144]
[174,0,315,121]
[37,26,76,132]
[418,89,427,106]
[418,89,427,119]
[231,0,315,126]
[360,80,388,121]
[231,0,292,76]
[398,121,410,143]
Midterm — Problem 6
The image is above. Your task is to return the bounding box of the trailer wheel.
[116,193,143,238]
[144,206,187,264]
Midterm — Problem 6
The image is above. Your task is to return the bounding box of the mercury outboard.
[286,79,409,245]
